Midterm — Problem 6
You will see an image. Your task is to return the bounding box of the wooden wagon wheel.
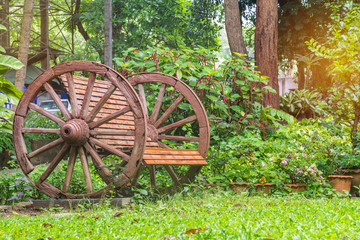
[127,73,210,189]
[13,61,146,199]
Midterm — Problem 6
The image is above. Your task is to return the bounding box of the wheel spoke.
[164,165,181,187]
[149,165,157,188]
[85,84,116,122]
[43,82,72,120]
[80,72,96,119]
[154,95,184,128]
[62,146,77,193]
[65,73,81,118]
[158,135,199,142]
[88,137,130,161]
[157,115,197,134]
[78,146,94,193]
[149,83,166,124]
[90,129,135,136]
[131,165,142,187]
[27,138,64,159]
[29,103,65,126]
[37,143,70,183]
[138,84,148,118]
[156,141,171,149]
[22,128,60,134]
[88,106,131,129]
[84,142,112,180]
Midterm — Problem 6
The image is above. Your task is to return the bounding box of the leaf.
[42,223,53,228]
[0,54,23,70]
[185,228,207,234]
[112,212,124,218]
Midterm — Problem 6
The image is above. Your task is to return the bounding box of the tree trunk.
[297,61,305,89]
[224,0,248,57]
[40,0,49,69]
[0,0,10,51]
[255,0,279,109]
[104,0,112,67]
[15,0,34,91]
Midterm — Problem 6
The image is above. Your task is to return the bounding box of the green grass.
[1,190,360,239]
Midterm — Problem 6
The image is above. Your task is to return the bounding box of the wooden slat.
[144,160,207,165]
[143,148,207,165]
[43,82,72,121]
[144,148,201,155]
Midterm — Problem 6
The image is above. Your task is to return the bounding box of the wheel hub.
[60,119,89,146]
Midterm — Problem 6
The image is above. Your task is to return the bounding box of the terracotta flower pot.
[284,183,307,193]
[228,182,250,194]
[254,183,276,195]
[328,175,353,194]
[343,169,360,197]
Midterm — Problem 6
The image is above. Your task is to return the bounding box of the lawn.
[1,190,360,239]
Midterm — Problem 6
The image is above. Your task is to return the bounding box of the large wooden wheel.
[127,73,210,189]
[13,61,146,199]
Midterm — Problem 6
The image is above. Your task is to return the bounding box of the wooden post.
[40,0,49,69]
[104,0,112,67]
[15,0,34,91]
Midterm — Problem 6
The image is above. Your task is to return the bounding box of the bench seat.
[143,148,207,165]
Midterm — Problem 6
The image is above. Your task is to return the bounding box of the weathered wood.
[38,143,70,183]
[62,146,77,193]
[148,165,157,187]
[85,84,116,122]
[43,82,72,120]
[83,142,112,179]
[22,128,60,134]
[154,95,184,128]
[158,135,199,142]
[89,137,130,161]
[90,129,135,136]
[131,165,142,187]
[80,72,96,118]
[29,103,65,126]
[138,83,148,118]
[78,146,94,193]
[14,61,147,199]
[27,138,64,159]
[145,160,207,165]
[89,106,131,129]
[65,73,81,118]
[157,115,197,134]
[149,83,166,124]
[164,166,181,186]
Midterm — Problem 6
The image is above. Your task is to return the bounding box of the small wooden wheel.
[13,61,146,199]
[128,73,210,189]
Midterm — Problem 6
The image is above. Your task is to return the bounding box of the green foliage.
[115,47,293,141]
[77,0,223,60]
[280,89,321,118]
[0,35,23,152]
[202,117,353,186]
[24,112,60,140]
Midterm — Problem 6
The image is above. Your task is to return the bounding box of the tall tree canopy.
[76,0,223,61]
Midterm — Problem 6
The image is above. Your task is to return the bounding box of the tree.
[14,0,34,91]
[255,0,279,108]
[224,0,248,57]
[104,0,112,67]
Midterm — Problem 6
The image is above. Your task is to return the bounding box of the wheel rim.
[128,72,210,189]
[13,61,146,199]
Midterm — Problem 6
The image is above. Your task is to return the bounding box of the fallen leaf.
[112,212,124,218]
[185,228,207,235]
[77,216,84,219]
[94,216,100,219]
[42,223,53,228]
[132,218,138,223]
